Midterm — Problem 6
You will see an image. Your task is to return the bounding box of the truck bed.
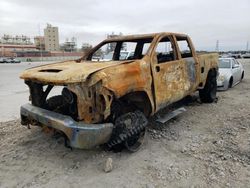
[197,53,219,86]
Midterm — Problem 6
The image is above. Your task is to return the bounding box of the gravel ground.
[0,59,249,188]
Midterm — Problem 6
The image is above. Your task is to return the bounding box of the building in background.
[0,44,36,57]
[0,34,32,45]
[81,43,92,53]
[0,34,36,57]
[34,36,45,50]
[0,24,84,60]
[44,24,59,51]
[60,37,77,52]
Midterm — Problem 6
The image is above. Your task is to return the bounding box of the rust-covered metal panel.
[152,60,191,111]
[19,32,219,149]
[20,60,132,84]
[197,53,219,88]
[21,103,113,149]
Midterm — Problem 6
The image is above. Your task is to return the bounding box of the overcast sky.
[0,0,249,51]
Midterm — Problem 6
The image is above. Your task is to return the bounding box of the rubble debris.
[104,157,113,173]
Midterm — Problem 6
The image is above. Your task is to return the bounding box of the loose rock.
[104,157,113,173]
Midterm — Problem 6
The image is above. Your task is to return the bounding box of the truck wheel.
[106,110,148,152]
[241,72,244,80]
[199,70,217,103]
[124,128,146,152]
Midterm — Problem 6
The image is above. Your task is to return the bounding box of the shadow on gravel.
[146,94,204,140]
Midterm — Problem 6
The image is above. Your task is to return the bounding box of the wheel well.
[200,68,216,88]
[229,76,233,83]
[242,71,244,78]
[116,91,152,117]
[208,68,217,77]
[229,76,233,87]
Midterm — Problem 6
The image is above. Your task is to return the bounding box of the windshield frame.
[84,36,155,61]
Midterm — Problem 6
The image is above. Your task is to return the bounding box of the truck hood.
[20,60,131,84]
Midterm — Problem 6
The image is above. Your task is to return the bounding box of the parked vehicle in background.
[20,32,218,151]
[220,53,242,59]
[0,57,7,63]
[0,57,21,63]
[217,57,244,90]
[230,53,242,59]
[242,53,250,59]
[8,58,21,63]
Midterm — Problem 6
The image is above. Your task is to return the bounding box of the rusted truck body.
[20,32,218,150]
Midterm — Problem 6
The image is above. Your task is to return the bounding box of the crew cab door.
[174,35,199,92]
[151,35,190,111]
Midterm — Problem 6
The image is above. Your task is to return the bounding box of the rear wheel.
[199,70,217,103]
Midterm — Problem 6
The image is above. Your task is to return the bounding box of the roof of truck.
[104,32,188,42]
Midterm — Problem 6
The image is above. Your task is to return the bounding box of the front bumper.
[20,103,113,149]
[217,80,227,90]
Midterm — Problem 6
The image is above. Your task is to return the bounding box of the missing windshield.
[88,37,153,62]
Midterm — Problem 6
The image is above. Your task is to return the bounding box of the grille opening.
[99,95,106,112]
[29,83,78,120]
[46,86,64,99]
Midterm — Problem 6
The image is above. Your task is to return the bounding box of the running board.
[156,107,186,123]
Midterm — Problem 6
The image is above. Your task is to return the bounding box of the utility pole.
[246,41,249,52]
[38,24,43,62]
[215,40,219,52]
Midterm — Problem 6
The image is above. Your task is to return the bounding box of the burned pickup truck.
[20,32,218,151]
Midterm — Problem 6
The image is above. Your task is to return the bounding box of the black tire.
[124,128,146,152]
[199,70,217,103]
[228,77,233,88]
[241,72,244,80]
[106,110,148,152]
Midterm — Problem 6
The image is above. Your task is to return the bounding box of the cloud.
[0,0,249,50]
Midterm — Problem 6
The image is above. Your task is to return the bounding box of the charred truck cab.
[20,32,218,151]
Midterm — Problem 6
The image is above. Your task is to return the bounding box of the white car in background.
[217,58,244,90]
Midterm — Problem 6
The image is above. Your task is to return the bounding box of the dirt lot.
[0,60,250,188]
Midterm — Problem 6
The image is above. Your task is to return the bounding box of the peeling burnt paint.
[20,32,218,149]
